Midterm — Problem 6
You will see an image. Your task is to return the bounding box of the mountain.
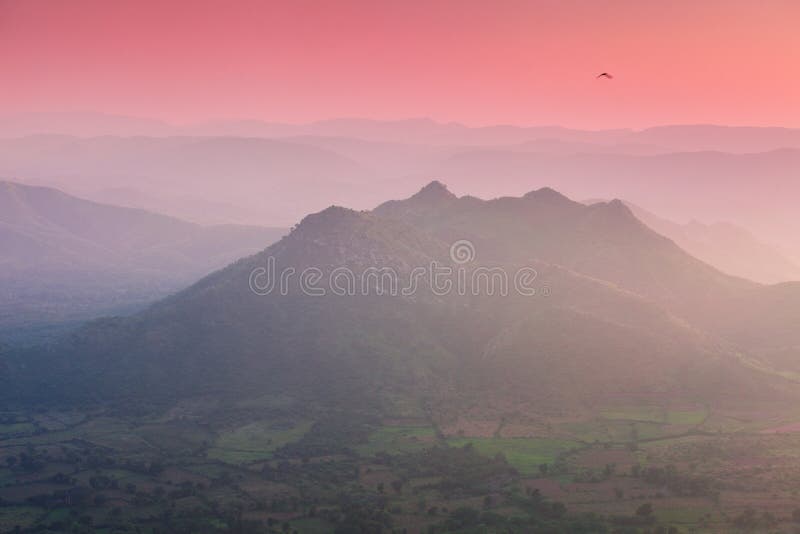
[375,184,752,315]
[377,184,800,395]
[0,181,286,341]
[188,120,800,152]
[630,124,800,153]
[0,113,632,145]
[426,148,800,261]
[0,135,376,226]
[3,131,800,261]
[5,183,800,420]
[8,113,800,153]
[272,121,800,152]
[84,186,267,225]
[616,201,800,284]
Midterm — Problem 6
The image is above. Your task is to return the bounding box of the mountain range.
[5,182,800,425]
[0,181,285,342]
[6,112,800,153]
[427,148,800,262]
[2,118,800,264]
[583,199,800,284]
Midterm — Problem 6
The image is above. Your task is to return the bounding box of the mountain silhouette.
[0,181,285,341]
[4,183,800,417]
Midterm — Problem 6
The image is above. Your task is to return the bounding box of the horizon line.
[3,110,800,133]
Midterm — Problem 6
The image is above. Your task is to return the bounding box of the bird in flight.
[596,72,613,79]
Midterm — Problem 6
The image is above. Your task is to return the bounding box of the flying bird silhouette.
[596,72,613,79]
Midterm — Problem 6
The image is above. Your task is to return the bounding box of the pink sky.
[1,0,798,128]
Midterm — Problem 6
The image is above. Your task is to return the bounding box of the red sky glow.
[1,0,799,128]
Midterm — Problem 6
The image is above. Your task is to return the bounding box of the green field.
[207,419,313,463]
[0,404,794,533]
[562,419,638,443]
[286,517,332,533]
[654,505,714,525]
[584,405,710,440]
[0,506,44,531]
[357,425,437,455]
[445,437,581,475]
[666,408,708,425]
[600,405,664,423]
[634,421,670,440]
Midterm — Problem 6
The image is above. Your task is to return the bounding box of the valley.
[5,3,800,531]
[3,183,800,532]
[5,394,800,532]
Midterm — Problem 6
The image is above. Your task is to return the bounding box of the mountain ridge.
[9,112,800,152]
[5,182,800,418]
[0,181,286,342]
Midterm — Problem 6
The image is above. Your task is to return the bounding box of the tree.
[538,463,549,476]
[604,463,616,477]
[636,503,654,517]
[391,479,403,494]
[417,498,427,512]
[550,501,567,518]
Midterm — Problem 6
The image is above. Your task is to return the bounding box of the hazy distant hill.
[85,186,268,225]
[6,183,799,417]
[0,181,285,341]
[7,113,800,153]
[199,119,800,152]
[2,126,800,260]
[428,148,800,261]
[0,135,377,226]
[631,124,800,153]
[616,201,800,284]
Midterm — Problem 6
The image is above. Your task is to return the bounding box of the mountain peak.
[296,205,364,227]
[289,205,373,239]
[606,198,637,217]
[524,186,564,199]
[522,187,577,208]
[375,180,459,217]
[582,198,650,235]
[410,180,457,202]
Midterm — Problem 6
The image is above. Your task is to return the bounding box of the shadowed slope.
[0,181,286,340]
[4,185,797,415]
